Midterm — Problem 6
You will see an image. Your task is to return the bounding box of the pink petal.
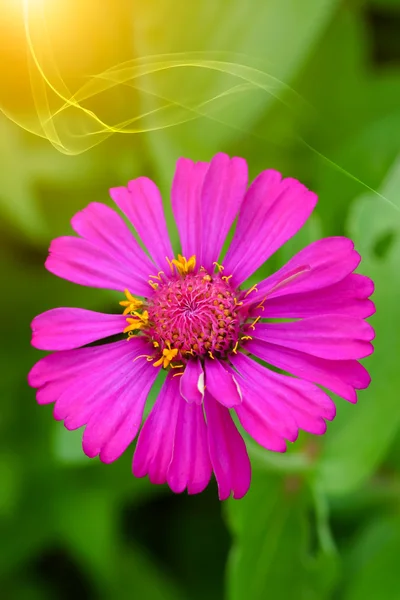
[257,274,375,319]
[28,337,158,464]
[133,374,180,484]
[71,202,155,281]
[96,363,158,464]
[223,171,317,285]
[204,392,251,500]
[167,397,212,495]
[133,374,212,495]
[31,308,126,351]
[252,316,375,360]
[55,348,137,425]
[180,358,204,405]
[247,237,361,307]
[231,353,336,436]
[46,236,151,296]
[246,338,371,403]
[204,358,242,408]
[200,153,248,272]
[223,365,298,448]
[29,338,147,389]
[235,403,289,453]
[171,158,209,260]
[110,177,173,271]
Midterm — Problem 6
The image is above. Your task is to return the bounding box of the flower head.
[28,153,375,500]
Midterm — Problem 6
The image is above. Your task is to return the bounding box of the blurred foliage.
[0,0,400,598]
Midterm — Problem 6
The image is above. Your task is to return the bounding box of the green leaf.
[342,516,400,600]
[226,470,338,600]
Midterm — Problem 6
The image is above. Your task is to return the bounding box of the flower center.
[147,270,244,362]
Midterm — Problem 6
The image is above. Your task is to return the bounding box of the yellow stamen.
[170,254,196,276]
[153,341,179,369]
[148,270,165,282]
[234,297,243,307]
[256,299,266,311]
[245,284,258,298]
[249,316,261,330]
[213,261,224,272]
[222,274,233,283]
[133,354,154,363]
[208,351,215,360]
[119,290,143,315]
[232,341,239,354]
[123,310,149,333]
[166,256,174,273]
[173,371,184,378]
[241,335,253,341]
[148,280,159,290]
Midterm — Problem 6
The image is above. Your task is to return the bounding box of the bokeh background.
[1,0,400,598]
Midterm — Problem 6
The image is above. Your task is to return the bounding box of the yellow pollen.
[123,310,149,333]
[208,350,215,360]
[133,354,154,363]
[149,271,165,282]
[213,261,224,272]
[153,341,179,369]
[245,284,258,297]
[256,299,266,310]
[119,290,143,315]
[249,316,261,330]
[170,254,196,276]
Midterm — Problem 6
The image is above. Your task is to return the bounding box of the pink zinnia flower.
[28,154,375,499]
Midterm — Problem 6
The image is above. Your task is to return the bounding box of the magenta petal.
[235,400,288,453]
[70,202,155,281]
[231,353,335,436]
[28,338,147,389]
[110,177,173,271]
[200,153,248,271]
[246,339,371,403]
[167,398,212,495]
[204,392,251,500]
[46,236,151,296]
[223,171,317,285]
[171,158,209,259]
[258,274,375,319]
[252,316,375,360]
[247,237,361,307]
[133,374,180,484]
[226,366,298,450]
[83,360,158,463]
[205,358,242,408]
[29,338,158,463]
[180,359,204,405]
[31,308,126,351]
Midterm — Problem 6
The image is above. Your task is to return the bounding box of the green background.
[1,0,400,598]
